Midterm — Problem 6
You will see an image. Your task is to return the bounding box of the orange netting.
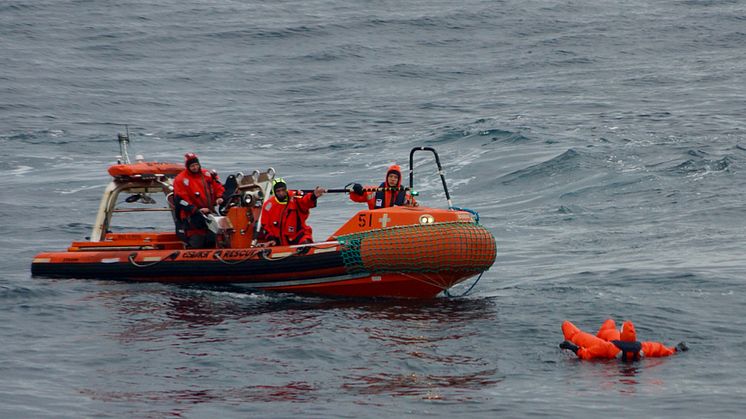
[338,222,496,274]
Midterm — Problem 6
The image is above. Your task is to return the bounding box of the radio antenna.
[118,125,131,164]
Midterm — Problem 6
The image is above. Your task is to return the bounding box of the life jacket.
[374,164,405,209]
[373,183,406,209]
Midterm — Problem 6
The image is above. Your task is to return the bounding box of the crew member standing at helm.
[173,152,225,248]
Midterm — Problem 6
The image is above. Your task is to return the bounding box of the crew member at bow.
[349,164,417,209]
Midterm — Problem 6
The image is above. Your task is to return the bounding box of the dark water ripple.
[3,0,746,416]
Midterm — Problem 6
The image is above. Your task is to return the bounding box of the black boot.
[675,342,689,352]
[559,340,579,354]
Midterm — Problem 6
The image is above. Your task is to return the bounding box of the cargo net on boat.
[337,222,496,275]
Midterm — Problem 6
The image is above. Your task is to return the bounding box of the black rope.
[444,271,484,298]
[259,246,308,261]
[213,249,268,265]
[128,251,180,268]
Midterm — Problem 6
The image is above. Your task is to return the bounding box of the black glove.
[675,342,689,352]
[559,340,579,354]
[352,183,363,194]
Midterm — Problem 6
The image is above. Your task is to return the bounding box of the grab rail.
[409,146,452,209]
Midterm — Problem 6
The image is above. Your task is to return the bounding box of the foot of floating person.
[559,340,579,354]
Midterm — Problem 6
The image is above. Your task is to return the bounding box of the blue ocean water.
[2,0,746,416]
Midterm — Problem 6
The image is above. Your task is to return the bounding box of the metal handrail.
[409,146,452,208]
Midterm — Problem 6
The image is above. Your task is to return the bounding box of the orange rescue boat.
[31,137,497,298]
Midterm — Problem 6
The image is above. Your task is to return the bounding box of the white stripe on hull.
[228,272,371,289]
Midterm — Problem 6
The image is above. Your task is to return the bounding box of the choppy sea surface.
[2,0,746,417]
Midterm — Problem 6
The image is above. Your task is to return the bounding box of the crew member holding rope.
[173,152,225,249]
[349,164,417,209]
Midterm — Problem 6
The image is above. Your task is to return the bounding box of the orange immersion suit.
[259,190,317,246]
[172,153,225,248]
[560,319,683,361]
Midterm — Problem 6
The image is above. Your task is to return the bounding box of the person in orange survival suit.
[559,319,688,361]
[348,164,417,209]
[173,152,225,249]
[258,178,326,246]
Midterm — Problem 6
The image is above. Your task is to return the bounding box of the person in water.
[258,178,326,246]
[349,164,417,209]
[173,152,225,248]
[559,319,688,361]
